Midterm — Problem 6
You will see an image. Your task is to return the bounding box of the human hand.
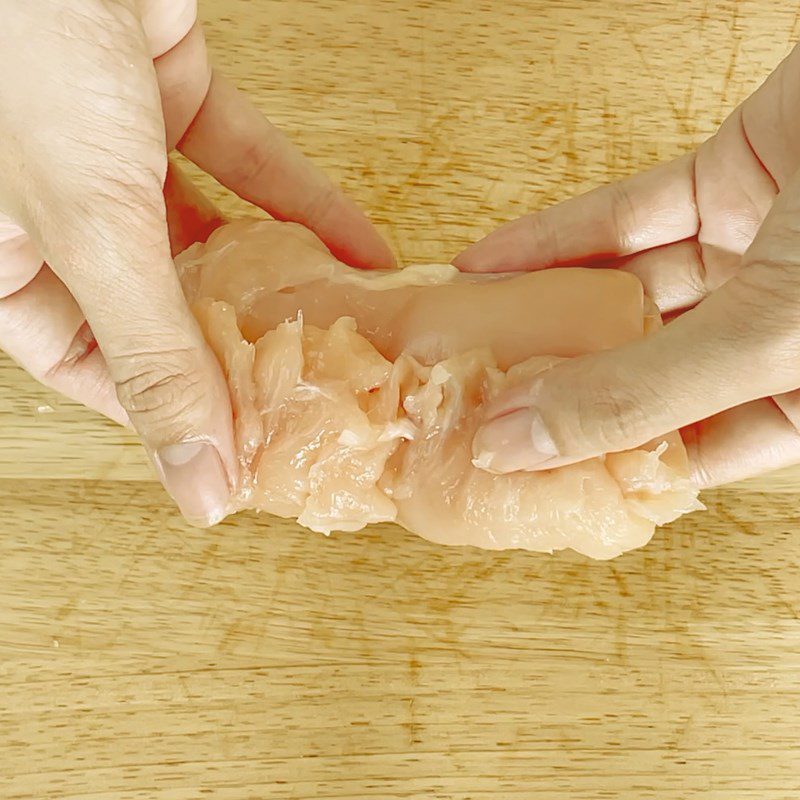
[0,0,394,525]
[455,44,800,488]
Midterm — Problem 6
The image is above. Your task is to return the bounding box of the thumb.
[29,175,236,527]
[472,260,800,473]
[0,2,235,525]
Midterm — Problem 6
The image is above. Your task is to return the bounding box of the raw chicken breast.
[176,220,702,559]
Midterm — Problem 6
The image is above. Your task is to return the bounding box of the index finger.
[453,154,700,273]
[177,72,396,270]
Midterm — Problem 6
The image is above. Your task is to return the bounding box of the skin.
[0,0,394,526]
[456,42,800,490]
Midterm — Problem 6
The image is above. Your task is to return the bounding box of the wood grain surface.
[2,1,800,798]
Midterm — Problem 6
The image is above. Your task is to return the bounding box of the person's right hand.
[0,1,394,526]
[455,43,800,489]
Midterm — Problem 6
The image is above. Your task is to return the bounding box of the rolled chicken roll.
[176,220,702,559]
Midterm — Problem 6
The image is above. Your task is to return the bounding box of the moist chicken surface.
[176,220,702,559]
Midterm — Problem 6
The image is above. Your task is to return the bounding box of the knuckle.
[570,371,653,452]
[608,182,638,252]
[302,184,342,228]
[228,136,279,190]
[113,347,204,423]
[526,212,560,264]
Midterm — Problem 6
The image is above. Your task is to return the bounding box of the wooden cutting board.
[2,1,799,797]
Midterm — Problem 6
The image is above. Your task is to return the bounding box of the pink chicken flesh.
[176,220,702,560]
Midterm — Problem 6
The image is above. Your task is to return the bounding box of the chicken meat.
[176,220,702,559]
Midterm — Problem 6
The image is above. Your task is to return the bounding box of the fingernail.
[452,221,526,273]
[472,408,559,473]
[452,236,498,272]
[155,441,230,527]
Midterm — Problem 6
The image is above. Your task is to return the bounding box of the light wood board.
[2,1,800,798]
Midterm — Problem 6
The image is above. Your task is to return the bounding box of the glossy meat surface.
[177,220,702,559]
